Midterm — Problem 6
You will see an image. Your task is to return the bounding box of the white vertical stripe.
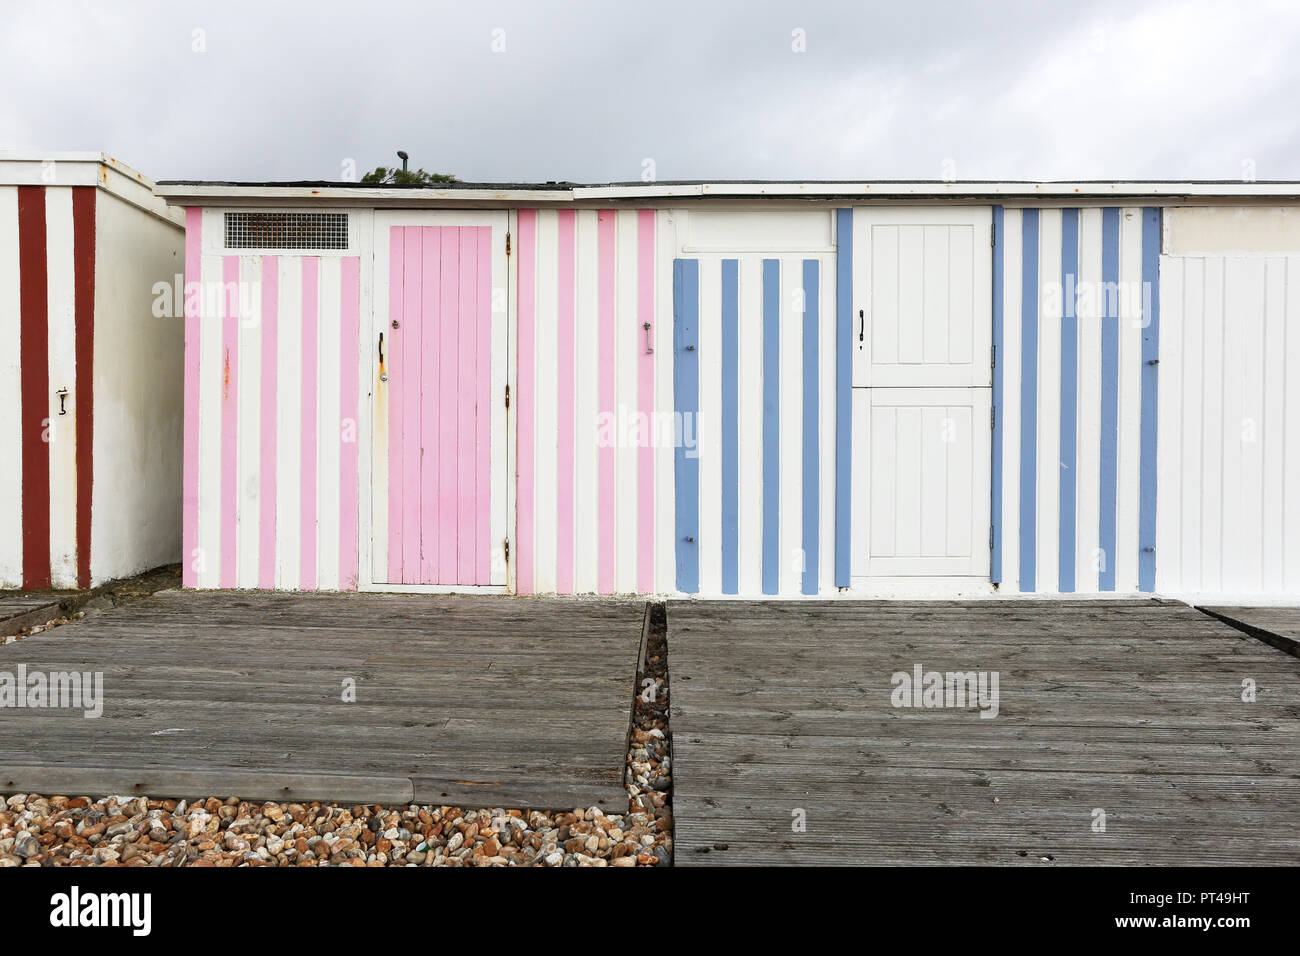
[849,387,871,576]
[1284,258,1300,592]
[236,255,262,589]
[276,255,302,590]
[697,255,722,594]
[1234,257,1266,590]
[1219,256,1248,591]
[654,210,677,594]
[1200,256,1224,591]
[317,255,342,591]
[736,255,764,593]
[1075,209,1103,592]
[573,210,600,593]
[1177,256,1205,593]
[613,210,639,593]
[818,249,836,593]
[1000,209,1022,590]
[1035,209,1061,592]
[1260,257,1286,593]
[0,187,21,587]
[778,256,803,593]
[45,188,77,588]
[533,210,560,594]
[1154,254,1182,593]
[197,244,224,589]
[1115,208,1143,591]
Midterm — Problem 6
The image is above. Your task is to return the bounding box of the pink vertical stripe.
[182,208,202,588]
[475,226,493,585]
[555,210,577,594]
[438,228,461,581]
[636,210,656,593]
[456,229,478,583]
[516,211,537,594]
[299,257,319,590]
[258,257,279,590]
[401,229,424,582]
[596,210,617,594]
[339,257,360,590]
[418,227,440,584]
[219,256,239,589]
[386,227,404,582]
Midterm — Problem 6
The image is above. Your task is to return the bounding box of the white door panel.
[852,207,992,387]
[851,387,991,577]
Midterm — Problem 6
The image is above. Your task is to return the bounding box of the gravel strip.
[0,601,673,868]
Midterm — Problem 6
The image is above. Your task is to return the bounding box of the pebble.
[0,582,673,867]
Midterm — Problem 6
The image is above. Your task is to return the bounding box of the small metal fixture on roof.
[397,150,408,172]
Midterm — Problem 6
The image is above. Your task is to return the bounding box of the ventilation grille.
[224,212,349,250]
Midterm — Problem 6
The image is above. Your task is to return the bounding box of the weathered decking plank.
[1198,605,1300,658]
[670,599,1300,866]
[0,590,644,809]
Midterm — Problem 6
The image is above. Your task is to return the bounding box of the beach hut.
[1,153,185,590]
[153,179,1300,598]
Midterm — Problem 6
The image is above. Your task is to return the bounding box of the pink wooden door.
[372,216,507,586]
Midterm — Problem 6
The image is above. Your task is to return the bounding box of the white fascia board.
[153,183,576,206]
[0,151,183,227]
[574,181,1300,200]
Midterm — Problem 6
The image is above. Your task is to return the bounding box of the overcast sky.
[3,0,1298,184]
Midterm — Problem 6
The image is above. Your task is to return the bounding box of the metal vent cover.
[224,211,349,250]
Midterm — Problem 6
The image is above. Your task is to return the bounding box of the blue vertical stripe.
[1099,208,1120,591]
[1138,207,1161,592]
[801,259,820,595]
[990,207,1004,585]
[720,259,740,595]
[1058,209,1079,592]
[762,258,780,595]
[673,258,700,594]
[834,208,853,588]
[1018,209,1039,592]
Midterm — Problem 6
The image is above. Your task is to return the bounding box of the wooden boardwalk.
[0,592,69,636]
[0,591,645,809]
[669,600,1300,866]
[1200,605,1300,658]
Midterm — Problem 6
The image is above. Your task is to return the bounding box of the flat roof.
[152,178,1300,207]
[0,151,184,227]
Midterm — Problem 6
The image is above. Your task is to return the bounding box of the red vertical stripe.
[72,187,96,590]
[17,186,51,591]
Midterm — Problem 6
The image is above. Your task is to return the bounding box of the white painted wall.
[1157,205,1300,596]
[89,191,185,585]
[0,187,21,588]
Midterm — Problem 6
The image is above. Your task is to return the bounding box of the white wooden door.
[369,211,509,589]
[852,207,992,387]
[851,387,991,577]
[849,206,993,580]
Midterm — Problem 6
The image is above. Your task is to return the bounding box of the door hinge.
[505,231,511,256]
[991,222,996,247]
[991,344,996,369]
[989,525,995,550]
[504,384,510,409]
[503,539,510,563]
[990,405,996,430]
